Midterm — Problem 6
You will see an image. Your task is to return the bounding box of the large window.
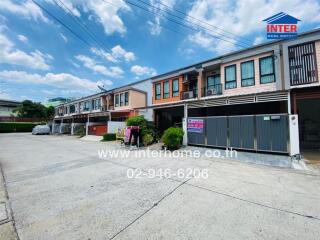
[207,75,220,87]
[93,98,101,110]
[225,65,237,89]
[241,60,255,87]
[163,81,169,98]
[84,101,90,111]
[259,56,275,84]
[69,105,76,113]
[125,92,129,106]
[115,94,119,107]
[172,79,179,97]
[155,83,161,100]
[120,93,125,106]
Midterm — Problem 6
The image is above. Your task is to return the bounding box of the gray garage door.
[187,114,289,153]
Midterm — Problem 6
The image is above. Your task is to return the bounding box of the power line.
[152,0,252,44]
[53,0,113,53]
[32,0,92,48]
[101,0,193,38]
[133,0,251,47]
[122,0,249,48]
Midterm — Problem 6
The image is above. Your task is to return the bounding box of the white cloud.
[75,55,124,77]
[187,0,320,52]
[0,70,112,93]
[147,0,176,35]
[131,65,157,77]
[0,0,48,22]
[0,32,51,70]
[0,90,12,100]
[189,31,236,54]
[253,36,264,45]
[91,45,136,63]
[60,33,68,43]
[18,34,28,43]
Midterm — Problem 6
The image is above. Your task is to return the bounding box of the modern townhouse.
[53,78,152,136]
[151,29,320,157]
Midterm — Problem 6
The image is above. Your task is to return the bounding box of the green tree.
[14,100,53,120]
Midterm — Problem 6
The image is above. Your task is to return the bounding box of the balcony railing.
[202,84,223,97]
[180,89,198,100]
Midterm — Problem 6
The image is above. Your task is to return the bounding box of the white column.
[182,103,188,145]
[86,115,90,136]
[287,91,291,114]
[52,120,55,134]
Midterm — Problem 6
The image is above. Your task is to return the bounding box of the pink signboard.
[187,119,204,133]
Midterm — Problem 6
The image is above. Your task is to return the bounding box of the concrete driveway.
[0,133,320,240]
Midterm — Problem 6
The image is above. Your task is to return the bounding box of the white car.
[32,125,51,135]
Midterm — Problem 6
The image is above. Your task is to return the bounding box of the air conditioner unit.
[206,88,216,96]
[183,91,193,99]
[183,74,189,83]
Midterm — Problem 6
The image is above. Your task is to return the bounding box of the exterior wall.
[152,75,184,104]
[219,52,277,97]
[0,106,18,117]
[129,79,153,106]
[114,90,146,111]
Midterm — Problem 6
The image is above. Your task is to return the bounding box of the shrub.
[0,122,39,133]
[74,126,85,137]
[143,133,154,146]
[161,127,184,150]
[102,133,116,141]
[125,116,155,144]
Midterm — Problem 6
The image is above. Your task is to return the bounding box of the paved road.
[0,133,320,240]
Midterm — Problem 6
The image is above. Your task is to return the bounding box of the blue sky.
[0,0,320,103]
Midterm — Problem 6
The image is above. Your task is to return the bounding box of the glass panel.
[125,92,129,105]
[163,81,169,98]
[225,65,236,82]
[241,61,254,86]
[155,83,161,100]
[260,57,273,75]
[115,95,119,106]
[172,79,179,97]
[120,93,124,106]
[261,75,275,84]
[207,75,220,87]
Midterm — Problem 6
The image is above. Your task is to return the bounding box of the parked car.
[32,125,51,135]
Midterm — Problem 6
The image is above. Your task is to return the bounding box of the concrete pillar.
[182,103,188,145]
[287,91,291,114]
[59,119,63,134]
[52,120,55,134]
[86,115,90,136]
[197,69,203,99]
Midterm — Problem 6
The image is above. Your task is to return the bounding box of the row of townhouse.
[54,29,320,156]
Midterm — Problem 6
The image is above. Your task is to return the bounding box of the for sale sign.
[187,119,204,133]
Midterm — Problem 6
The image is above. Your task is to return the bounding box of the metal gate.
[187,114,289,153]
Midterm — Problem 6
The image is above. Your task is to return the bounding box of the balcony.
[180,89,198,100]
[202,84,223,97]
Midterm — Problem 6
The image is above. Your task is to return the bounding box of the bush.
[125,116,155,145]
[143,133,154,146]
[74,126,85,137]
[0,122,39,133]
[161,127,184,150]
[102,133,116,141]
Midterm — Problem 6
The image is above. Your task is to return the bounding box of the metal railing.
[202,84,223,97]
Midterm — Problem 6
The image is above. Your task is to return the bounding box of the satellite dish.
[98,85,107,92]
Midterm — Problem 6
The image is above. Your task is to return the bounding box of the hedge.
[102,133,116,141]
[0,122,39,133]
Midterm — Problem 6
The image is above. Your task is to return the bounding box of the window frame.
[224,64,237,89]
[124,92,129,106]
[259,56,275,84]
[163,81,170,99]
[115,94,119,107]
[155,83,161,100]
[240,60,255,87]
[172,79,179,97]
[120,93,125,106]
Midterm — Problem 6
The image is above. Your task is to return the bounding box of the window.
[120,93,125,106]
[70,105,75,113]
[115,94,119,107]
[93,98,101,110]
[172,79,179,97]
[125,92,129,106]
[155,83,161,100]
[241,60,255,87]
[207,75,220,87]
[84,101,90,111]
[163,81,169,98]
[259,56,275,84]
[225,65,237,89]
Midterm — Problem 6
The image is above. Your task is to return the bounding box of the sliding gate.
[187,114,289,153]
